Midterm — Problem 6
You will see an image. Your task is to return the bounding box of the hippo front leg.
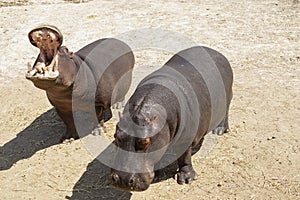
[176,147,197,184]
[56,110,79,142]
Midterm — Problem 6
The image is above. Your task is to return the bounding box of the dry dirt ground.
[0,0,299,199]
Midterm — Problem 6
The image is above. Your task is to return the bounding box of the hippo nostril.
[111,173,119,183]
[129,177,134,185]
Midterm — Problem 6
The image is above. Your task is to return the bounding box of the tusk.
[44,70,49,77]
[43,66,48,73]
[27,62,33,72]
[35,62,45,73]
[47,54,56,72]
[53,54,58,72]
[28,69,37,76]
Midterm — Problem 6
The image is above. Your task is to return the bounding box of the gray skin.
[110,46,233,191]
[26,26,134,141]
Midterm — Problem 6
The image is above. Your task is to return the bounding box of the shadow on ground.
[67,144,179,200]
[0,108,63,170]
[66,159,132,200]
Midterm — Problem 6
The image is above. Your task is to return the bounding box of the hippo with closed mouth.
[109,46,233,191]
[26,25,135,141]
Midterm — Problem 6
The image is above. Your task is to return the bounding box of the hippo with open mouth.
[109,46,233,191]
[26,25,135,141]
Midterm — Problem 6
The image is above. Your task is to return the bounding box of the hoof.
[112,101,125,109]
[176,167,197,185]
[212,127,229,135]
[60,131,79,143]
[91,122,107,136]
[61,138,75,144]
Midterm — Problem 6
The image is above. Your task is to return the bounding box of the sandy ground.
[0,0,299,199]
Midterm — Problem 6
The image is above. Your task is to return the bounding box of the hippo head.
[110,127,155,191]
[110,103,170,191]
[26,25,77,90]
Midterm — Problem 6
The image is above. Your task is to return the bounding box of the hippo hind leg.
[191,137,204,155]
[176,147,197,184]
[92,106,112,136]
[212,111,230,135]
[112,97,126,109]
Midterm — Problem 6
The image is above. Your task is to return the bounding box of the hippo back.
[73,38,135,108]
[138,46,233,142]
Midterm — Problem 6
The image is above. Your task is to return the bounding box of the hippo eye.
[136,138,151,152]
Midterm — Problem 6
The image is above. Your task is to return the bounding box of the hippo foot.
[176,166,197,184]
[60,131,79,143]
[62,138,75,144]
[212,127,230,135]
[91,121,107,136]
[60,136,79,143]
[212,112,230,135]
[112,100,125,109]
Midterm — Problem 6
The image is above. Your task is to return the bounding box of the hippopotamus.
[109,46,233,191]
[26,25,134,141]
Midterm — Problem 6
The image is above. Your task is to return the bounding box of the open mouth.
[26,25,63,81]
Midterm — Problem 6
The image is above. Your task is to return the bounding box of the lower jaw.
[25,72,59,81]
[26,77,57,90]
[26,54,59,80]
[111,184,150,192]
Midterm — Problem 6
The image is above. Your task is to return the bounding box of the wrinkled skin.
[110,46,233,191]
[26,25,134,141]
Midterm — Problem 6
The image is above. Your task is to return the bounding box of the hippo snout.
[110,170,154,191]
[111,171,135,188]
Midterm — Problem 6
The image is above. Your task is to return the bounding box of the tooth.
[44,66,49,72]
[35,62,45,73]
[29,69,37,76]
[27,62,33,72]
[53,54,58,72]
[48,67,52,73]
[44,70,49,77]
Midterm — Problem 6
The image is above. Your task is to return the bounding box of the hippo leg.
[176,147,197,184]
[191,137,204,155]
[212,110,230,135]
[56,110,79,142]
[91,107,112,136]
[95,106,112,122]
